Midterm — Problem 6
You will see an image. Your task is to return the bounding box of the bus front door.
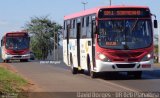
[91,20,96,69]
[77,23,81,68]
[67,25,70,65]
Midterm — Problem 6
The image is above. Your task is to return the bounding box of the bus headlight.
[141,52,153,61]
[98,53,111,62]
[6,53,11,55]
[99,54,106,60]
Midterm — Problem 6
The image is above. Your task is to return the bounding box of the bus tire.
[24,59,28,62]
[70,54,78,74]
[5,60,9,63]
[20,59,28,62]
[87,56,97,78]
[20,59,24,62]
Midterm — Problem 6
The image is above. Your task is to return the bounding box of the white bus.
[63,6,157,78]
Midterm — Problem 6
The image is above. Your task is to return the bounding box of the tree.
[25,16,62,60]
[154,33,158,55]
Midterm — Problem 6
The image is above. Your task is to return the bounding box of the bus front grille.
[113,58,139,62]
[116,64,135,68]
[13,56,22,58]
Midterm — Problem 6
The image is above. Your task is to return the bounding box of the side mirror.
[1,40,2,46]
[154,20,158,28]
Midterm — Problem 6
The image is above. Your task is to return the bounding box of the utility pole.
[57,32,59,61]
[109,0,112,6]
[54,31,56,61]
[82,2,88,11]
[158,22,160,63]
[53,23,56,61]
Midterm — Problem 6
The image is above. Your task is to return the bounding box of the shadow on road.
[53,62,160,81]
[95,70,160,80]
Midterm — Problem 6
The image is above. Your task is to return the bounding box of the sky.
[0,0,159,39]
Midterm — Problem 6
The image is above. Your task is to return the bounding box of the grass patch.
[0,67,28,94]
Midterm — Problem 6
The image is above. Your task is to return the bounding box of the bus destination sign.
[104,10,141,16]
[7,33,27,37]
[99,8,150,18]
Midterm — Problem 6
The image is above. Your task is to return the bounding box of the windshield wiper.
[123,44,130,50]
[130,18,139,33]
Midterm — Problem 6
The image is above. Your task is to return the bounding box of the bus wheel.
[20,59,24,62]
[20,59,28,62]
[87,57,97,78]
[5,60,9,63]
[70,55,78,74]
[90,71,97,79]
[24,59,28,62]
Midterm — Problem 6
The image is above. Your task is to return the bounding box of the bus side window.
[86,16,89,27]
[81,17,87,38]
[64,21,66,30]
[86,16,91,38]
[73,19,75,29]
[67,23,71,40]
[82,17,85,27]
[70,20,76,39]
[73,19,76,39]
[63,21,67,39]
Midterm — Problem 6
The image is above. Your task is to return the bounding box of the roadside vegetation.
[0,67,28,94]
[154,34,159,63]
[154,45,159,63]
[25,16,62,60]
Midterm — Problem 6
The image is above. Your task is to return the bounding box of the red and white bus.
[1,31,30,63]
[63,6,158,78]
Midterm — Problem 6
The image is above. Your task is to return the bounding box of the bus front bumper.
[94,60,154,72]
[5,54,30,60]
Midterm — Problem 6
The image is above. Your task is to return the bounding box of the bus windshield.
[6,37,29,50]
[98,19,152,50]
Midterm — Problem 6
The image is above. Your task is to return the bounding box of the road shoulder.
[0,63,41,92]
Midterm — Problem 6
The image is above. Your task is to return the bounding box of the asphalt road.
[3,61,160,92]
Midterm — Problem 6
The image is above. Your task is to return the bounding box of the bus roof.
[5,31,27,34]
[64,5,149,20]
